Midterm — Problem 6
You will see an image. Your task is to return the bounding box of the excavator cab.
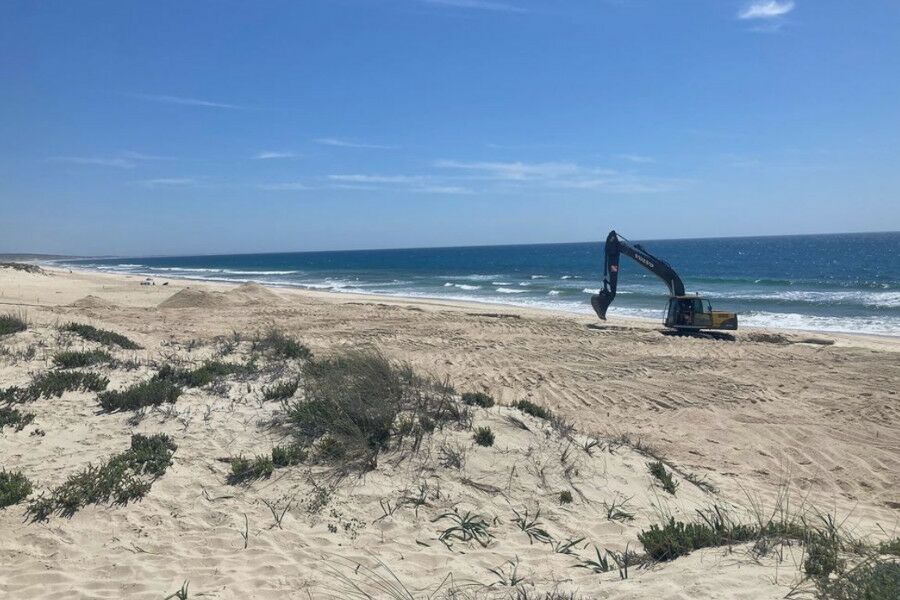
[664,296,737,331]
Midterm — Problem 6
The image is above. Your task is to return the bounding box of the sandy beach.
[1,264,898,599]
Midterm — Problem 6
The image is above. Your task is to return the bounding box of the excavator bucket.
[591,291,613,320]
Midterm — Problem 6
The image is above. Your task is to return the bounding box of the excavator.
[591,230,738,332]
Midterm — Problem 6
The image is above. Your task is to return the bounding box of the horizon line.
[18,229,899,262]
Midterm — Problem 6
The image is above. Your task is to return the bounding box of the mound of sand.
[67,295,118,310]
[228,281,283,304]
[157,287,232,309]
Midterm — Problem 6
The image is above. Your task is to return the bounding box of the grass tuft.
[559,490,573,504]
[262,379,299,401]
[25,433,176,521]
[3,371,110,404]
[511,399,553,420]
[154,360,254,388]
[461,391,495,408]
[817,558,899,600]
[98,379,182,413]
[0,406,35,432]
[0,311,28,336]
[53,349,114,369]
[62,322,142,349]
[252,328,311,360]
[647,460,678,495]
[285,350,458,469]
[473,426,495,447]
[0,469,33,508]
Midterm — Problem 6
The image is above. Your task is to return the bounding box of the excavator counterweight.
[592,231,738,332]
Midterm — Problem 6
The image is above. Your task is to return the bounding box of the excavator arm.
[591,230,685,320]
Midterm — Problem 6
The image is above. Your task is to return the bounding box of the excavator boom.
[591,230,684,320]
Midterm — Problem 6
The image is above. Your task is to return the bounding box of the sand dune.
[1,267,898,599]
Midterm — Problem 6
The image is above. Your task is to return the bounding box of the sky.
[1,0,899,256]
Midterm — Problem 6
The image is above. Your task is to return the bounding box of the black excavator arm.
[591,230,685,320]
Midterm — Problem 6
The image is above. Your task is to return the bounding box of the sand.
[1,266,898,599]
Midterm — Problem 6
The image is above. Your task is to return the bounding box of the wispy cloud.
[138,178,196,188]
[314,138,399,150]
[48,156,136,168]
[258,182,312,191]
[435,159,679,193]
[418,0,527,13]
[328,174,422,184]
[128,93,243,109]
[738,1,795,20]
[252,151,299,160]
[48,150,176,169]
[616,153,655,164]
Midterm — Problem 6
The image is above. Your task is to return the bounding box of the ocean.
[61,232,900,336]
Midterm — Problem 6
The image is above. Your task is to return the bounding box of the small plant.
[559,490,574,504]
[227,455,275,485]
[98,379,181,412]
[0,469,33,508]
[164,581,190,600]
[25,433,176,521]
[0,311,27,336]
[647,460,678,495]
[0,406,35,432]
[576,545,615,573]
[438,441,467,469]
[551,536,585,555]
[433,508,494,549]
[461,392,495,408]
[53,349,114,369]
[262,379,299,401]
[804,534,844,580]
[271,444,307,468]
[511,506,552,544]
[684,471,717,493]
[488,557,526,587]
[62,322,142,349]
[154,361,254,388]
[252,328,311,360]
[603,493,635,522]
[511,399,552,420]
[473,426,495,447]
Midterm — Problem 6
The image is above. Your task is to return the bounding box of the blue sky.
[1,0,898,256]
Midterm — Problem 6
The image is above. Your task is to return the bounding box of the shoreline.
[44,263,900,346]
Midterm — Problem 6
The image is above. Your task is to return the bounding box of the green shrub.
[817,559,900,600]
[53,349,114,369]
[98,379,182,413]
[647,460,678,495]
[559,490,573,504]
[25,433,176,521]
[252,329,311,360]
[0,406,35,432]
[511,399,552,420]
[0,469,33,508]
[0,311,27,336]
[262,379,299,401]
[62,323,142,350]
[2,371,109,404]
[473,426,495,447]
[804,535,844,580]
[228,455,275,485]
[286,350,456,469]
[879,538,900,557]
[155,361,253,388]
[461,392,495,408]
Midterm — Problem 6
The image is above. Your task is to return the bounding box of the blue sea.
[61,232,900,336]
